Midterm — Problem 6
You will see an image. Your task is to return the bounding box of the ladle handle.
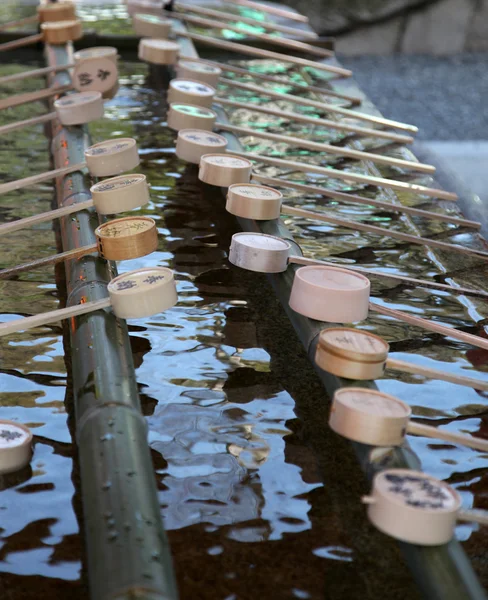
[0,64,75,85]
[385,357,488,391]
[0,243,97,280]
[0,33,43,53]
[0,162,86,195]
[282,206,488,260]
[0,298,111,337]
[177,31,352,78]
[407,422,488,452]
[369,301,488,351]
[0,199,93,236]
[218,77,418,133]
[232,151,457,202]
[0,14,39,33]
[457,509,488,526]
[216,123,433,173]
[0,111,56,136]
[0,84,72,111]
[224,0,309,23]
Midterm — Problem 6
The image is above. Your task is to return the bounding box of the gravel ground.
[340,53,488,140]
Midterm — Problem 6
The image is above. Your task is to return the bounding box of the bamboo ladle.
[174,121,432,173]
[0,267,177,337]
[0,47,118,86]
[228,233,488,351]
[178,55,360,107]
[316,327,488,390]
[0,91,104,136]
[224,183,485,261]
[0,174,149,236]
[330,387,488,452]
[0,1,76,33]
[228,230,488,299]
[0,216,158,280]
[0,137,139,196]
[0,58,118,112]
[363,469,488,546]
[155,19,352,78]
[0,18,82,53]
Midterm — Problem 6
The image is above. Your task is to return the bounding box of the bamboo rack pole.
[45,44,177,600]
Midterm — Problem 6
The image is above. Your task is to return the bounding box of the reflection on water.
[1,7,488,599]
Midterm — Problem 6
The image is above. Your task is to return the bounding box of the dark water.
[1,3,488,599]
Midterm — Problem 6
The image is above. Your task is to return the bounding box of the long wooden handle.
[234,151,458,201]
[386,357,488,391]
[369,302,488,351]
[0,298,111,337]
[219,77,418,133]
[217,122,434,173]
[0,111,56,136]
[457,509,488,525]
[0,199,93,236]
[0,14,39,32]
[407,422,488,452]
[0,244,97,280]
[175,3,318,39]
[0,33,43,52]
[215,97,411,143]
[0,84,72,111]
[0,63,74,85]
[224,0,309,23]
[289,256,488,299]
[253,175,480,229]
[177,31,352,78]
[167,10,333,58]
[0,162,86,196]
[281,205,488,261]
[181,56,360,106]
